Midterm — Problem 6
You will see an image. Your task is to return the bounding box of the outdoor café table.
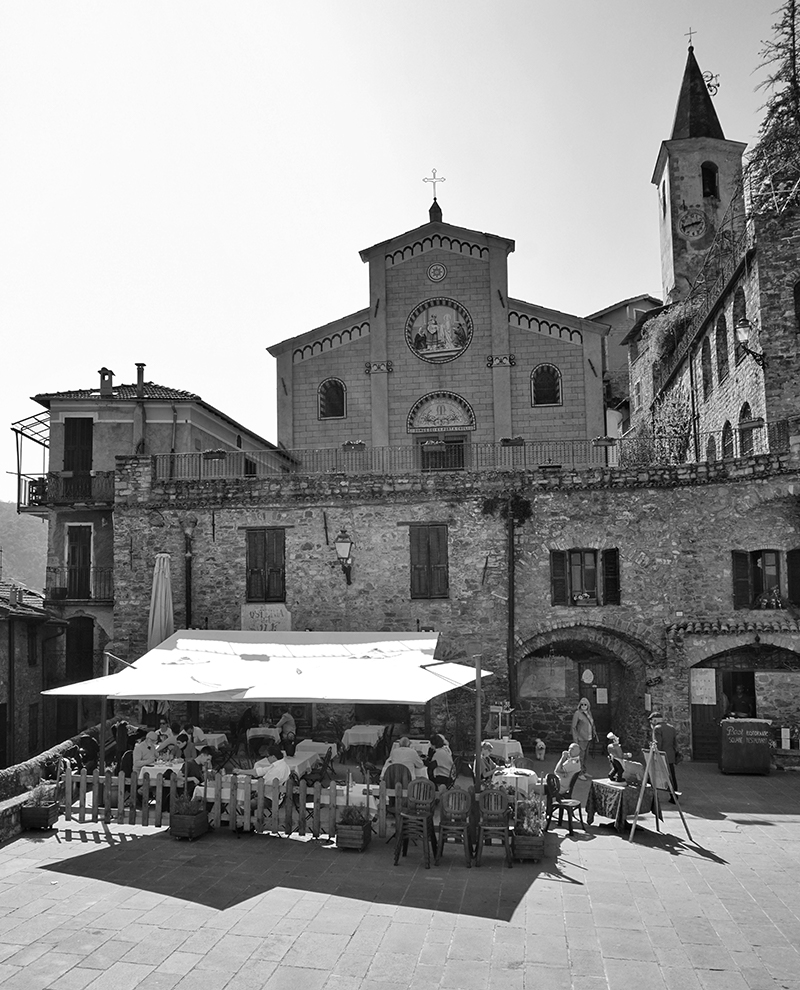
[485,738,523,761]
[199,732,228,749]
[585,778,655,831]
[491,766,542,798]
[247,726,281,745]
[341,725,385,751]
[392,739,430,757]
[283,752,320,777]
[294,740,333,758]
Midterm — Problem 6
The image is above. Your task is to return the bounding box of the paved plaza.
[1,757,799,990]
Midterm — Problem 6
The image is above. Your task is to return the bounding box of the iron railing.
[45,567,114,602]
[20,472,115,509]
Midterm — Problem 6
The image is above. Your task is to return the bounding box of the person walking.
[649,711,679,802]
[571,698,597,780]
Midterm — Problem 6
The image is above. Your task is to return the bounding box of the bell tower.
[652,45,747,302]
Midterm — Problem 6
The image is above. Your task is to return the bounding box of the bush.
[339,805,368,826]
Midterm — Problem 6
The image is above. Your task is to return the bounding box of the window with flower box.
[550,549,620,606]
[732,549,800,609]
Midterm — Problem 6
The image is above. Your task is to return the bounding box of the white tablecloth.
[247,727,281,743]
[342,725,385,748]
[486,738,523,761]
[284,753,320,776]
[295,740,333,758]
[199,732,228,748]
[136,762,183,778]
[393,739,430,756]
[491,767,541,797]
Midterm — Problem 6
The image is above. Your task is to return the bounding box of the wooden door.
[690,668,723,761]
[578,662,611,743]
[67,526,92,599]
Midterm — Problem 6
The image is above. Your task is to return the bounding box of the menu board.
[719,719,772,775]
[690,669,717,706]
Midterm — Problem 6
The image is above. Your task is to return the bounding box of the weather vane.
[423,168,446,200]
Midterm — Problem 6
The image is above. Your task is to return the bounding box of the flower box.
[169,810,209,841]
[202,450,226,461]
[20,803,59,830]
[512,834,545,862]
[500,437,525,447]
[336,822,371,851]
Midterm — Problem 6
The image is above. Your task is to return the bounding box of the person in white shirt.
[132,731,158,774]
[380,737,424,779]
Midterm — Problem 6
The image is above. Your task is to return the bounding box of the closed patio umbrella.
[147,553,174,650]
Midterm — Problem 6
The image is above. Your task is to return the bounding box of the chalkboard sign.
[719,719,772,775]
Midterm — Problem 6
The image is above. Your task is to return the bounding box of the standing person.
[649,711,679,802]
[571,698,597,781]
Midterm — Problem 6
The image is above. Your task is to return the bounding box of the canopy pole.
[474,654,482,795]
[98,652,110,771]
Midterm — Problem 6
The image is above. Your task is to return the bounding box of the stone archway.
[515,625,656,755]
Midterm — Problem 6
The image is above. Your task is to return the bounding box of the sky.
[0,0,780,502]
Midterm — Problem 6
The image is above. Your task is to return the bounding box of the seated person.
[174,731,198,762]
[77,734,100,774]
[381,737,424,779]
[426,735,454,788]
[606,732,631,782]
[181,746,214,786]
[181,722,206,746]
[276,710,297,741]
[553,743,582,793]
[477,740,505,784]
[254,755,291,785]
[132,730,158,774]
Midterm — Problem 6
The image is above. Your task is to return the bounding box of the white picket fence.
[61,768,420,838]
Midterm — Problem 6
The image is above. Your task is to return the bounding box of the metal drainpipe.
[7,619,15,764]
[506,512,517,707]
[687,347,701,461]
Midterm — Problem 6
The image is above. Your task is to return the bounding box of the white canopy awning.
[42,630,490,705]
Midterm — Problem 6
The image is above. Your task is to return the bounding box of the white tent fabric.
[147,553,174,651]
[42,630,490,705]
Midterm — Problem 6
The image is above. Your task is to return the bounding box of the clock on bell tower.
[652,45,747,303]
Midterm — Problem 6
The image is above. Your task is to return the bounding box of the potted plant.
[336,805,371,851]
[512,795,545,862]
[20,782,60,830]
[168,794,209,841]
[500,436,525,447]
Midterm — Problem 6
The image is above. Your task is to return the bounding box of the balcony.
[18,472,115,513]
[45,566,114,603]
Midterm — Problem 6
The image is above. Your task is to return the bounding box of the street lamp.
[334,529,354,585]
[735,318,766,368]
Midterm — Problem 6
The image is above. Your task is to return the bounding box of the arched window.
[701,161,719,199]
[706,435,717,462]
[733,288,747,364]
[701,338,713,399]
[236,434,242,449]
[739,403,755,457]
[318,379,346,419]
[722,421,734,459]
[715,314,730,383]
[531,365,562,406]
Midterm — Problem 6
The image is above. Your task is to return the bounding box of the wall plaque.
[241,603,292,631]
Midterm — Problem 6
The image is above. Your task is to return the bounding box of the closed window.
[733,289,747,364]
[246,529,286,602]
[715,315,729,383]
[732,549,787,608]
[706,435,717,462]
[318,379,346,419]
[531,365,562,406]
[550,549,621,606]
[721,421,734,458]
[739,403,755,457]
[410,524,449,599]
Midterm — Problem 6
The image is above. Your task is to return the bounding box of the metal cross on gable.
[423,168,446,199]
[685,26,696,46]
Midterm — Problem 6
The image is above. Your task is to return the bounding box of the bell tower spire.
[652,43,747,302]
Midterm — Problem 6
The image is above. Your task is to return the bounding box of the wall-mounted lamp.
[334,529,354,585]
[735,318,766,368]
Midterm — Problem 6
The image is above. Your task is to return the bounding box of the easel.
[629,741,692,842]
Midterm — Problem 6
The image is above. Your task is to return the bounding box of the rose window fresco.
[405,297,473,364]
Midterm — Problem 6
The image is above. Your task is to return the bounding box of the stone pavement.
[1,756,799,990]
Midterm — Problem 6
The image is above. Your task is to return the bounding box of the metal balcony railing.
[45,567,114,602]
[20,472,115,509]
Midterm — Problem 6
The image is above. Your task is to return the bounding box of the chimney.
[98,367,114,397]
[136,363,146,398]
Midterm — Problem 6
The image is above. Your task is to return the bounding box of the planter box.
[501,438,525,447]
[169,811,209,841]
[512,834,545,862]
[336,822,371,851]
[20,803,59,830]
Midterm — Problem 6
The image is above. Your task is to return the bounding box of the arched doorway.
[690,644,800,760]
[516,626,653,753]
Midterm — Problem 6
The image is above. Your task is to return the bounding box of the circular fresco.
[405,297,473,364]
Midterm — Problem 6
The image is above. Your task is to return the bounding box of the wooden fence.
[61,768,417,839]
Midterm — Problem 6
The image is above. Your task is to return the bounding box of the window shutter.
[410,526,430,599]
[246,530,267,602]
[550,551,568,605]
[265,529,286,601]
[787,549,800,606]
[602,549,621,605]
[429,525,449,598]
[731,551,752,609]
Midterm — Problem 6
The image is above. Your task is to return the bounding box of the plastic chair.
[475,789,513,868]
[393,778,437,869]
[435,787,473,867]
[382,763,412,841]
[544,772,585,835]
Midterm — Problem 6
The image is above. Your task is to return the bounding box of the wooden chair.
[475,789,513,868]
[382,763,412,840]
[435,787,472,867]
[544,772,585,835]
[393,778,437,869]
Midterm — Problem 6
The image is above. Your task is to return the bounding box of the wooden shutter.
[246,530,267,602]
[550,550,568,605]
[429,525,449,598]
[64,418,93,473]
[731,551,752,609]
[265,529,286,601]
[787,549,800,606]
[410,526,430,598]
[602,549,621,605]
